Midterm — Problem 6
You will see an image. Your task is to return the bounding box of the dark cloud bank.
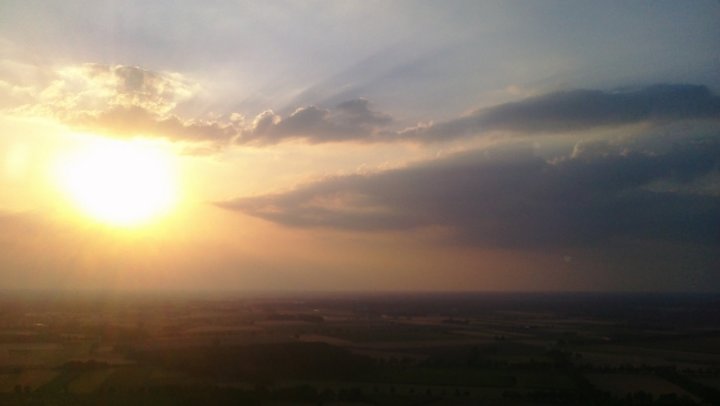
[218,136,720,249]
[218,83,720,252]
[397,84,720,141]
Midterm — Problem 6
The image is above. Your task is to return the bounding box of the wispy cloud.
[28,64,195,116]
[3,63,240,143]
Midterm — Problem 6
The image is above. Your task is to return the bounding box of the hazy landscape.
[1,2,719,404]
[0,291,717,405]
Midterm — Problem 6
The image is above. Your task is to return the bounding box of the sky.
[0,1,718,292]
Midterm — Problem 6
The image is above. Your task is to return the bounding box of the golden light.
[55,139,179,227]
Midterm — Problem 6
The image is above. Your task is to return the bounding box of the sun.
[55,139,179,227]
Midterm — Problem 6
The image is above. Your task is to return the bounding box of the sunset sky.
[1,1,718,292]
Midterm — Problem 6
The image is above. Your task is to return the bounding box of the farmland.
[0,291,717,405]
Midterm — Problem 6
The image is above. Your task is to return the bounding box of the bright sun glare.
[56,139,179,227]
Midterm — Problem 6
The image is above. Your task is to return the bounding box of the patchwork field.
[0,292,717,405]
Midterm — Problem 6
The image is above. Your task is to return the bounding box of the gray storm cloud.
[398,84,720,141]
[218,135,720,248]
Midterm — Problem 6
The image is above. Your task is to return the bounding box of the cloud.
[2,63,239,144]
[70,105,238,142]
[35,64,195,116]
[240,98,392,144]
[0,61,394,145]
[3,61,718,148]
[218,134,720,248]
[398,84,720,141]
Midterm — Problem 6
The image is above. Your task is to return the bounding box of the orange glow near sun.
[55,138,179,227]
